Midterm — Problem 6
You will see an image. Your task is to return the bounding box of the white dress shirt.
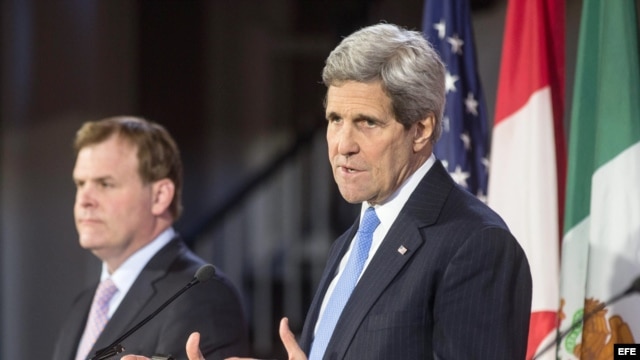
[100,227,176,317]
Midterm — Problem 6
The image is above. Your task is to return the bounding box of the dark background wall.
[1,0,584,358]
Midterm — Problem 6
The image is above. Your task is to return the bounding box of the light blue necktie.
[309,207,380,359]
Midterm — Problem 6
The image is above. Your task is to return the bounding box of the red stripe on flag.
[495,0,564,125]
[493,0,567,357]
[496,0,566,242]
[527,311,558,360]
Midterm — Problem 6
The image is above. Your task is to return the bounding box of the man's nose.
[76,185,97,207]
[336,125,359,156]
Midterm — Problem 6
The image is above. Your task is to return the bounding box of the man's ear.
[151,178,175,216]
[413,112,435,152]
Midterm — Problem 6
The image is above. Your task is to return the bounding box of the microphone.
[89,264,217,360]
[530,275,640,360]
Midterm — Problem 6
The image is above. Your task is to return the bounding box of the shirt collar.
[361,153,435,230]
[100,227,176,293]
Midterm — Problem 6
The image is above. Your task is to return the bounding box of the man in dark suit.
[289,23,531,360]
[127,22,532,360]
[53,116,249,360]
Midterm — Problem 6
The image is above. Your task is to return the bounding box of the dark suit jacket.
[53,238,250,360]
[299,160,532,360]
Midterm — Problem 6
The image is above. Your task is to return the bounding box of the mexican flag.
[487,0,566,359]
[558,0,640,359]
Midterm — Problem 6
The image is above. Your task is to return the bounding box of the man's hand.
[278,317,306,360]
[120,332,204,360]
[122,318,306,360]
[186,332,205,360]
[226,317,307,360]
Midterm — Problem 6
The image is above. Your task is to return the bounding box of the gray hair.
[322,23,446,142]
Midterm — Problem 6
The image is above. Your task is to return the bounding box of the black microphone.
[530,275,640,360]
[89,264,217,360]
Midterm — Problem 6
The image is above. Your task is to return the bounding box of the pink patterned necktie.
[75,278,118,360]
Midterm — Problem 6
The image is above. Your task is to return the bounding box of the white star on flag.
[445,71,459,93]
[450,165,470,188]
[447,34,464,54]
[460,132,471,150]
[481,157,490,173]
[465,92,479,116]
[433,19,446,39]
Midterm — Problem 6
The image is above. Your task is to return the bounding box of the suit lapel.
[55,287,95,359]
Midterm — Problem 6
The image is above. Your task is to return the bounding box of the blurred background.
[1,0,584,358]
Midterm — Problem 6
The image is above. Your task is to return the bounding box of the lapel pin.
[397,245,407,255]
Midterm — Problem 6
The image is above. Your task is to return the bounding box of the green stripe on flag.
[563,0,640,232]
[560,0,640,358]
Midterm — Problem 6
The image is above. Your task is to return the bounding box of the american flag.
[422,0,489,201]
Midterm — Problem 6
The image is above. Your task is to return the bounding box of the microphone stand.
[90,271,208,360]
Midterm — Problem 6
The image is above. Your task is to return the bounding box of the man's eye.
[363,119,376,127]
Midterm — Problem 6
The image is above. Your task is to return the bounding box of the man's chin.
[78,237,106,251]
[338,190,368,204]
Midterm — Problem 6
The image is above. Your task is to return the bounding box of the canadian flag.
[487,1,566,359]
